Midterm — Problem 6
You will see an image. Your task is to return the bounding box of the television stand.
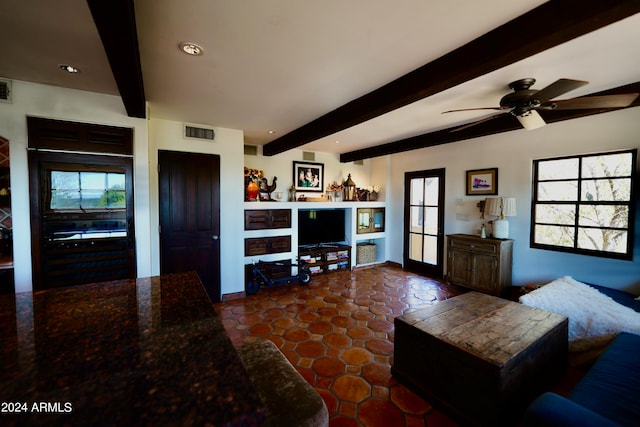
[298,244,351,276]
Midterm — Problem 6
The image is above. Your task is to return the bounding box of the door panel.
[404,168,446,278]
[159,151,221,302]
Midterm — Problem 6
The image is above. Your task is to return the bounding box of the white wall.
[387,107,640,293]
[243,146,374,200]
[0,80,150,292]
[147,118,245,296]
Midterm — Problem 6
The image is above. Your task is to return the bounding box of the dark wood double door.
[158,150,221,302]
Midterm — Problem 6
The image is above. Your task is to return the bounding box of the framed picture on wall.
[293,161,324,192]
[466,168,498,195]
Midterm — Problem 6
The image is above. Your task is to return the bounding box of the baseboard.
[221,291,246,302]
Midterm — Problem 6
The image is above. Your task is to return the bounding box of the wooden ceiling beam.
[87,0,146,118]
[339,83,640,162]
[263,0,640,157]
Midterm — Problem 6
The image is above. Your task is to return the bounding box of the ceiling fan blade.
[442,106,507,113]
[546,93,639,110]
[528,78,589,104]
[450,113,505,132]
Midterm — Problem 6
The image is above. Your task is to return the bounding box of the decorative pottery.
[247,181,259,201]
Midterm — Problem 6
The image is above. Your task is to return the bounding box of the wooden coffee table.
[392,291,568,426]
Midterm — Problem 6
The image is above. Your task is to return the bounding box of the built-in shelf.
[243,201,387,270]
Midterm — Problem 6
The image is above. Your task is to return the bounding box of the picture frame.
[466,168,498,195]
[293,161,324,192]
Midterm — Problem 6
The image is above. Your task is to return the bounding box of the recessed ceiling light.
[335,140,341,144]
[179,42,204,56]
[268,130,276,134]
[59,64,80,73]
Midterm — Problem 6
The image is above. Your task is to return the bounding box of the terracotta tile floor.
[214,264,466,427]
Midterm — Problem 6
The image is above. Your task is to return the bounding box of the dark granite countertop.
[0,271,264,426]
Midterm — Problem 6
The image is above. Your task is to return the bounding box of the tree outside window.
[531,149,636,260]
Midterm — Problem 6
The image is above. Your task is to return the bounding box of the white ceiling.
[1,1,639,155]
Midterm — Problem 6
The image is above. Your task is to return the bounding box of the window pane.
[534,224,575,247]
[359,211,370,230]
[538,181,578,201]
[581,178,631,202]
[410,207,423,233]
[423,235,437,265]
[51,171,80,209]
[424,177,439,205]
[423,207,438,235]
[410,178,424,205]
[103,189,126,208]
[80,190,105,208]
[107,173,126,189]
[582,152,632,178]
[409,233,423,262]
[578,228,627,253]
[535,204,575,225]
[579,205,628,228]
[81,172,106,190]
[538,158,579,180]
[51,171,79,190]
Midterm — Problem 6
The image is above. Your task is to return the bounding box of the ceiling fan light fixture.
[516,109,546,130]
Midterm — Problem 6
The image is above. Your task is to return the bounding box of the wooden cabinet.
[299,245,351,276]
[356,208,385,234]
[244,209,291,230]
[0,167,10,208]
[446,234,513,296]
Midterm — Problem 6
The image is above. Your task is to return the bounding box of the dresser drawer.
[449,238,497,254]
[245,236,291,256]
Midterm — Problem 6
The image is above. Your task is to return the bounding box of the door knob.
[212,235,219,240]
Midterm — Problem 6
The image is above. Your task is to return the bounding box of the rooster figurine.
[259,176,277,200]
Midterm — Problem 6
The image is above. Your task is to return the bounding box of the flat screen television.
[298,209,346,247]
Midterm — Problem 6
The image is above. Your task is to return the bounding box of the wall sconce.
[484,197,517,238]
[343,174,357,201]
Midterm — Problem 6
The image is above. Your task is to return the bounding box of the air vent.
[302,151,315,161]
[244,145,258,155]
[354,159,364,166]
[184,124,215,141]
[0,79,12,104]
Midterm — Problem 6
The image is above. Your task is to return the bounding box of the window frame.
[530,148,637,260]
[47,167,127,212]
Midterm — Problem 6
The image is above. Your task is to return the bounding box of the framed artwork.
[466,168,498,195]
[293,161,324,192]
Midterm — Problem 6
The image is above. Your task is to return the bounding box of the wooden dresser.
[446,234,513,296]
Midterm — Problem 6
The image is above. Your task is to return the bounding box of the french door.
[403,168,446,278]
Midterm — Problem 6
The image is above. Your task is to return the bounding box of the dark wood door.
[403,168,446,278]
[159,151,221,302]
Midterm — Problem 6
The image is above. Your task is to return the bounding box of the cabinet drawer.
[244,209,291,230]
[450,238,497,254]
[245,236,291,256]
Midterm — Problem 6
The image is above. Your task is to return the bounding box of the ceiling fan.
[443,78,639,131]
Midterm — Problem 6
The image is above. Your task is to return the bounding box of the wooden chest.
[392,292,568,426]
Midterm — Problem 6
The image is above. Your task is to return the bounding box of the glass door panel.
[404,169,445,278]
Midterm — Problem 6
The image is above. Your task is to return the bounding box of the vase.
[247,181,259,201]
